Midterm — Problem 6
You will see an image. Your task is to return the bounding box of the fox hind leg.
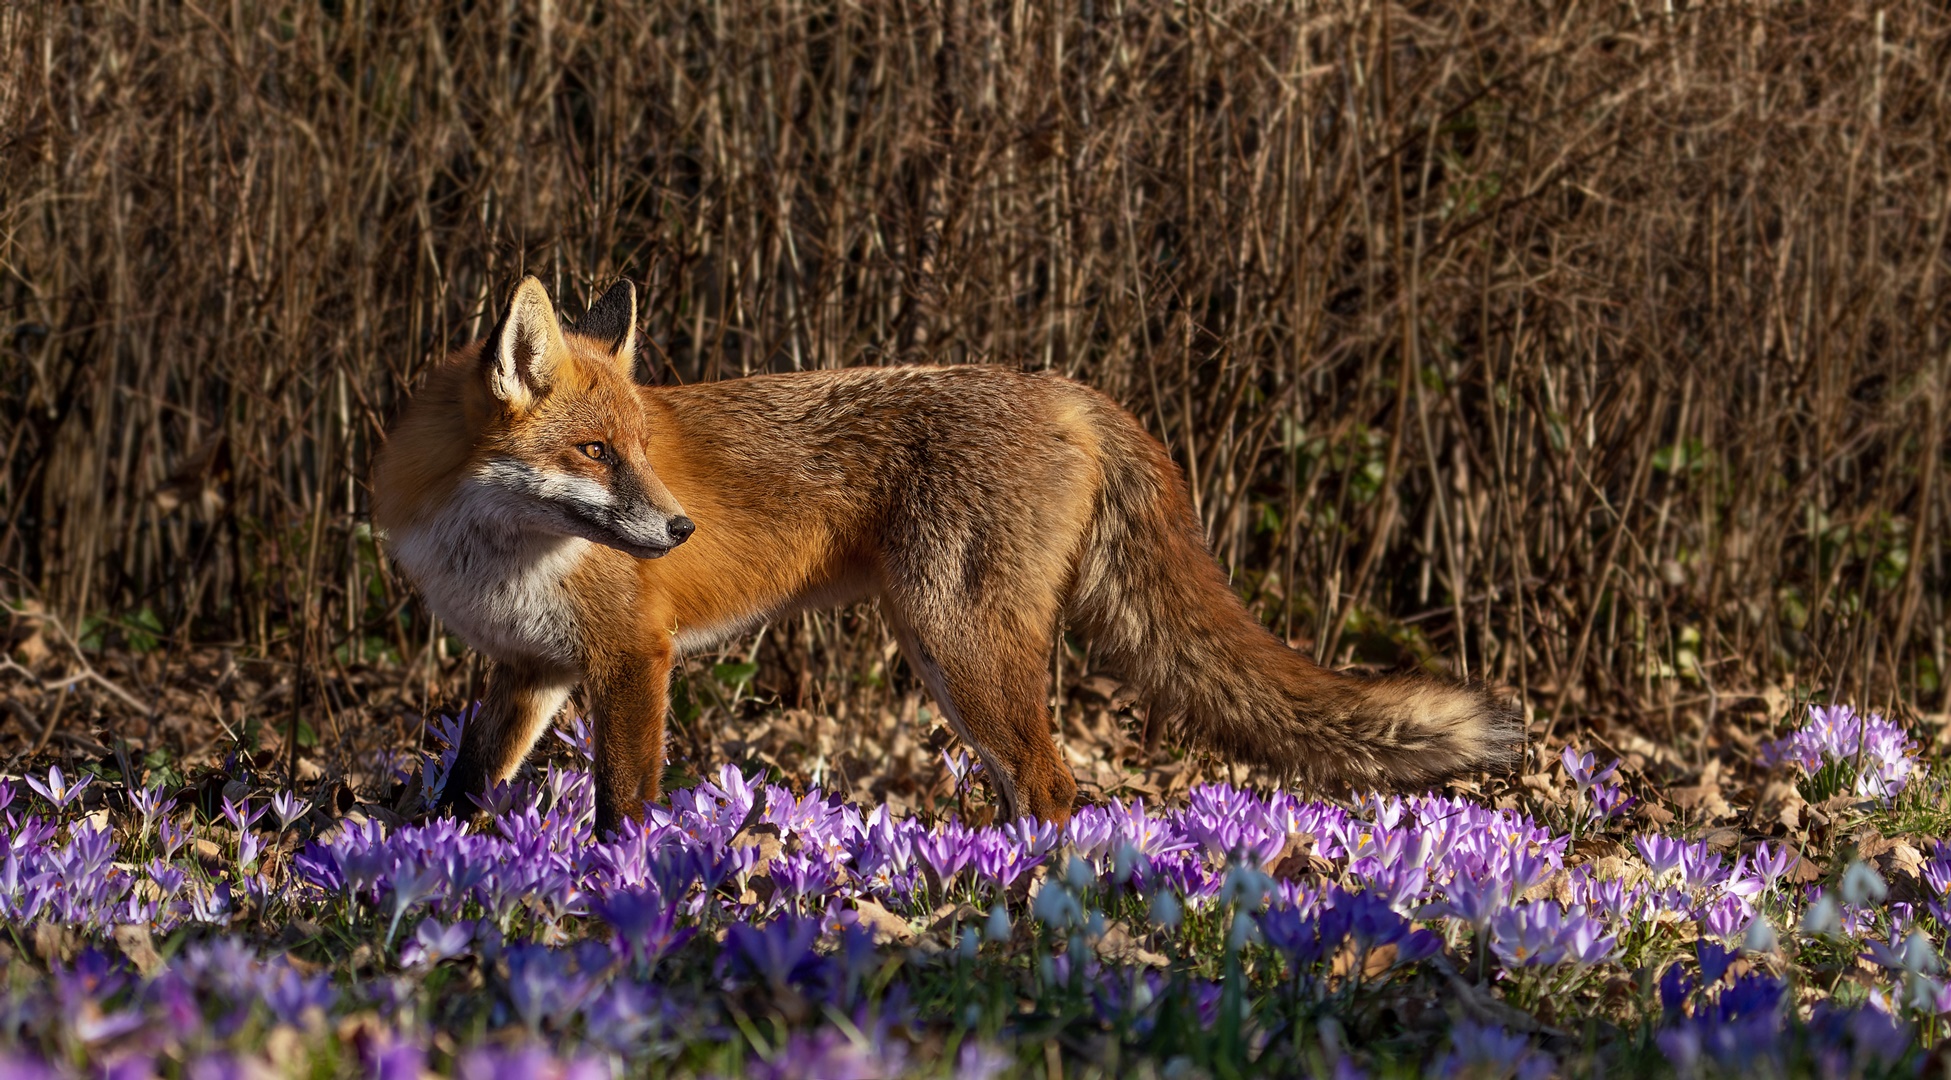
[886,596,1078,825]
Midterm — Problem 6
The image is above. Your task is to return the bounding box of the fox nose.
[667,516,695,545]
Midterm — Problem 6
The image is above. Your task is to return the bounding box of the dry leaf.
[1271,832,1334,881]
[1572,837,1623,863]
[1522,869,1573,905]
[852,898,918,946]
[1095,923,1168,967]
[1671,760,1731,820]
[1700,827,1743,852]
[730,825,783,874]
[1851,827,1895,861]
[32,923,74,965]
[1636,802,1676,828]
[1589,855,1628,881]
[1758,780,1806,832]
[113,924,164,976]
[1782,845,1823,885]
[1520,773,1561,799]
[927,902,981,935]
[1884,841,1927,882]
[1332,941,1400,980]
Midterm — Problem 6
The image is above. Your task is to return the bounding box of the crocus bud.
[1742,916,1779,954]
[985,904,1011,944]
[1800,894,1842,936]
[1841,861,1888,906]
[1150,890,1182,931]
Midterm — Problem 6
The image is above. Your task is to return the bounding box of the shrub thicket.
[3,0,1946,742]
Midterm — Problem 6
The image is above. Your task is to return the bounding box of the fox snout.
[595,498,692,559]
[475,457,693,559]
[603,462,692,557]
[612,507,693,558]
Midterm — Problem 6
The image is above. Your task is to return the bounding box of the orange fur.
[373,277,1523,833]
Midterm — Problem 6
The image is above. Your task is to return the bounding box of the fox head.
[460,276,694,558]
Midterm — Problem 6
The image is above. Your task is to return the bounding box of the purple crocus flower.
[1560,745,1620,796]
[1589,781,1634,821]
[1761,703,1919,802]
[1678,844,1724,890]
[1561,911,1619,966]
[1004,816,1063,861]
[553,714,595,762]
[1422,871,1506,932]
[1696,894,1751,941]
[1635,834,1689,883]
[219,795,267,834]
[853,807,916,897]
[1698,940,1737,987]
[914,824,974,892]
[1261,894,1355,972]
[270,791,310,832]
[589,884,692,969]
[1342,891,1441,966]
[401,918,473,967]
[970,834,1032,891]
[264,967,337,1026]
[1436,1021,1551,1080]
[747,1025,906,1080]
[1150,851,1217,900]
[1065,807,1116,863]
[1923,848,1951,898]
[1107,798,1192,859]
[771,849,836,906]
[722,914,823,989]
[581,980,667,1052]
[502,945,591,1033]
[1862,929,1940,975]
[24,765,92,812]
[129,784,175,838]
[1747,842,1795,891]
[456,1045,607,1080]
[1499,846,1554,897]
[383,863,441,947]
[1491,902,1614,967]
[941,749,975,791]
[363,1039,425,1080]
[1656,972,1789,1075]
[468,778,526,818]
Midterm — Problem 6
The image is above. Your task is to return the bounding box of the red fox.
[373,276,1523,833]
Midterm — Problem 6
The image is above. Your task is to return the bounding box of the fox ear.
[486,276,566,409]
[572,278,638,374]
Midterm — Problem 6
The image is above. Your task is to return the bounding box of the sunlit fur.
[374,277,1524,833]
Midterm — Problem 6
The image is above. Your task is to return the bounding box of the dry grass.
[2,0,1948,782]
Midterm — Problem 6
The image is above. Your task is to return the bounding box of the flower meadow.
[1,703,1946,1078]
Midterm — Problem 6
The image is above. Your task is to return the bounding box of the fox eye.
[577,441,606,461]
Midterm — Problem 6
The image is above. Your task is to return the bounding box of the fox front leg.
[437,661,574,817]
[586,641,673,836]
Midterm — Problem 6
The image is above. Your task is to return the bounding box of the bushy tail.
[1066,398,1525,792]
